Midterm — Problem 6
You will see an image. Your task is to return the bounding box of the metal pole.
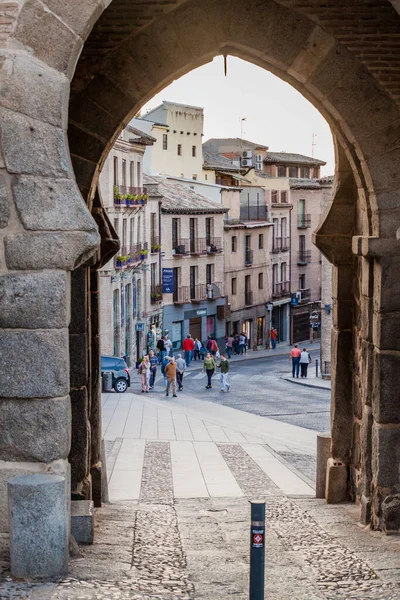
[316,358,319,378]
[249,500,265,600]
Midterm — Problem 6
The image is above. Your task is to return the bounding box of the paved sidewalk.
[281,372,331,391]
[1,385,399,599]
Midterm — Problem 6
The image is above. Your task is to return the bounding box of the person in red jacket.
[182,334,195,366]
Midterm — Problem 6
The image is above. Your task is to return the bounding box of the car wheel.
[114,378,128,393]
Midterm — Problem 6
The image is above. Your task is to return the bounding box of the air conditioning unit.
[242,150,253,158]
[241,158,253,167]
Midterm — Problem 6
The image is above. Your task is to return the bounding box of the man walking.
[239,332,246,354]
[226,335,234,359]
[217,353,230,393]
[165,357,178,397]
[157,336,166,363]
[300,347,312,378]
[182,334,195,366]
[270,328,278,349]
[289,344,301,378]
[194,337,202,361]
[175,353,186,391]
[148,349,158,389]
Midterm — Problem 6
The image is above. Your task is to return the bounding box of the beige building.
[132,101,204,180]
[145,176,228,350]
[98,126,161,367]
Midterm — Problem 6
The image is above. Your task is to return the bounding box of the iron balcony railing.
[113,185,148,207]
[173,238,189,255]
[206,237,223,253]
[281,237,290,252]
[245,290,253,306]
[245,248,253,265]
[190,237,206,254]
[298,287,311,302]
[272,281,291,298]
[206,282,223,299]
[297,214,312,228]
[150,284,163,304]
[298,250,312,264]
[190,283,207,301]
[173,286,190,304]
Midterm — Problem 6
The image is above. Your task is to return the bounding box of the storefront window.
[207,315,215,338]
[257,317,264,346]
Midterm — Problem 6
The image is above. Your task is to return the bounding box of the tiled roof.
[264,152,326,166]
[203,137,268,150]
[126,125,157,145]
[144,176,228,214]
[289,178,323,189]
[202,151,238,171]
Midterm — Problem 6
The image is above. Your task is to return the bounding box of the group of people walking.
[289,344,312,378]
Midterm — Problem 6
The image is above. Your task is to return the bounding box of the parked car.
[101,355,131,393]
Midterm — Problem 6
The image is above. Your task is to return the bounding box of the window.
[245,275,251,293]
[162,134,168,150]
[130,217,135,246]
[273,218,279,239]
[281,191,288,203]
[288,166,298,177]
[189,217,197,252]
[122,159,126,187]
[300,167,310,178]
[150,213,156,247]
[299,274,306,290]
[272,264,278,286]
[271,190,278,203]
[258,273,263,289]
[281,262,287,283]
[137,215,141,244]
[151,262,156,290]
[231,278,237,295]
[258,234,263,249]
[172,267,180,302]
[299,198,305,216]
[130,161,135,187]
[122,219,127,249]
[299,234,306,252]
[190,265,197,299]
[281,217,287,239]
[172,218,180,250]
[277,166,286,177]
[192,145,196,157]
[113,156,118,186]
[206,264,214,285]
[205,174,208,181]
[137,161,141,187]
[177,144,182,156]
[192,174,197,180]
[206,217,214,246]
[231,236,237,252]
[113,218,119,237]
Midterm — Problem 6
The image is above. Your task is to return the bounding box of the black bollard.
[249,500,265,600]
[316,358,319,378]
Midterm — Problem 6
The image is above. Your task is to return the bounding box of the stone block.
[0,108,69,177]
[373,311,400,352]
[372,351,400,424]
[69,333,88,388]
[0,397,71,463]
[69,94,120,144]
[325,457,349,503]
[44,0,104,39]
[316,432,331,499]
[0,53,68,128]
[0,330,69,399]
[0,462,47,532]
[12,176,96,232]
[382,494,400,534]
[372,423,400,488]
[5,230,100,271]
[0,172,10,228]
[13,0,82,77]
[69,155,96,201]
[68,123,108,164]
[330,329,353,462]
[70,389,90,488]
[360,495,372,526]
[0,271,68,329]
[8,473,68,578]
[374,256,400,313]
[367,147,400,194]
[70,267,88,334]
[309,43,359,98]
[70,500,94,544]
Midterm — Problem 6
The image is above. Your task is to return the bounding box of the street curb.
[281,375,331,392]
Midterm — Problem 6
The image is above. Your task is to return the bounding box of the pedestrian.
[234,333,240,355]
[138,355,150,393]
[164,335,173,357]
[175,353,186,391]
[226,334,234,359]
[202,352,216,389]
[165,356,178,397]
[161,354,170,386]
[210,338,219,357]
[300,347,312,378]
[199,342,207,360]
[289,344,301,378]
[243,333,248,354]
[149,349,158,389]
[194,337,202,360]
[182,334,195,366]
[217,353,230,392]
[239,332,245,354]
[157,336,166,363]
[206,335,213,353]
[270,328,278,349]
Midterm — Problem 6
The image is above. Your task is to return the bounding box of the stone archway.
[0,0,399,532]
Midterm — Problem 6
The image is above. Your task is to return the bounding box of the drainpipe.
[289,203,294,344]
[158,200,163,333]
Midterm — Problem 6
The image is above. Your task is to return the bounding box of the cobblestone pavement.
[1,440,400,599]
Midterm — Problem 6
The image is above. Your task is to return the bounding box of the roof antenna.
[224,54,228,77]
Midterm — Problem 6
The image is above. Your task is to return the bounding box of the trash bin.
[102,372,113,392]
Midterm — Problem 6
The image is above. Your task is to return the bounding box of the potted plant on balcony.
[151,244,161,253]
[132,194,139,205]
[126,193,134,206]
[115,255,129,268]
[151,292,163,303]
[140,248,149,260]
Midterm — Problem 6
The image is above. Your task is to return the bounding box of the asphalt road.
[152,348,330,432]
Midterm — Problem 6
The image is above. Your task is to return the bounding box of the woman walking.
[202,352,216,389]
[300,348,312,378]
[149,349,158,389]
[138,355,151,392]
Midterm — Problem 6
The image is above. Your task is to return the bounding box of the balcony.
[298,214,311,228]
[272,281,291,298]
[272,237,281,253]
[173,286,190,304]
[298,287,311,302]
[206,282,223,299]
[151,236,161,254]
[150,284,163,304]
[113,185,148,207]
[206,237,222,253]
[190,237,206,255]
[190,283,207,302]
[173,238,189,256]
[245,291,253,306]
[298,250,312,264]
[281,237,290,252]
[245,248,253,265]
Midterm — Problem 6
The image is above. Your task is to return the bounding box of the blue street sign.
[162,268,174,294]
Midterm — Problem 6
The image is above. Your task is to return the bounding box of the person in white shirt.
[299,348,312,378]
[164,335,173,357]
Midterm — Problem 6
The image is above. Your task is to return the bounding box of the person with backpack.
[300,347,312,378]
